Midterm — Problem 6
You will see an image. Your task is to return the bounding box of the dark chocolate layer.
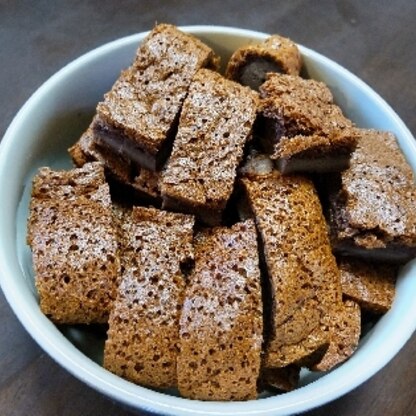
[277,153,351,174]
[93,116,178,172]
[334,242,416,264]
[238,57,284,91]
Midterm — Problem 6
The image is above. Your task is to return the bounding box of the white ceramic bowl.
[1,26,415,416]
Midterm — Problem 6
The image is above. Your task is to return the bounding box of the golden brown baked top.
[333,129,416,247]
[259,73,357,159]
[161,68,258,211]
[117,207,194,310]
[96,24,219,155]
[178,220,263,401]
[242,171,342,325]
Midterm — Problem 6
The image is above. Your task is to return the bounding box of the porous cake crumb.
[161,68,258,225]
[94,24,220,171]
[312,300,361,371]
[257,73,357,173]
[131,165,161,200]
[241,172,342,368]
[27,162,120,324]
[329,129,416,263]
[226,34,302,90]
[339,258,397,313]
[104,207,194,389]
[177,220,263,401]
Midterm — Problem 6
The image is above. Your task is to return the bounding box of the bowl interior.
[1,26,416,416]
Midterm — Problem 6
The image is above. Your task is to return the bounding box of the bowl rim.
[1,25,416,416]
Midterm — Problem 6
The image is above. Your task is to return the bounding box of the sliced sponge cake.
[104,206,194,389]
[161,68,258,225]
[93,24,220,171]
[241,172,342,368]
[329,129,416,263]
[27,162,120,324]
[177,220,263,400]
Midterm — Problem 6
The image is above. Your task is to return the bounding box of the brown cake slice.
[260,365,300,392]
[241,172,343,368]
[311,299,361,371]
[27,162,120,324]
[329,129,416,263]
[69,121,162,201]
[226,34,302,90]
[257,73,357,173]
[93,24,220,171]
[339,258,397,314]
[161,68,258,225]
[177,220,263,401]
[104,207,194,389]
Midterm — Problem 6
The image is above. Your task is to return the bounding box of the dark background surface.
[1,1,415,415]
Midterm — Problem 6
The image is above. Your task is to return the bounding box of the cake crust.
[226,34,302,90]
[311,300,361,371]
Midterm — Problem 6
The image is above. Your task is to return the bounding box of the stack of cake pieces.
[27,23,416,401]
[70,23,221,204]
